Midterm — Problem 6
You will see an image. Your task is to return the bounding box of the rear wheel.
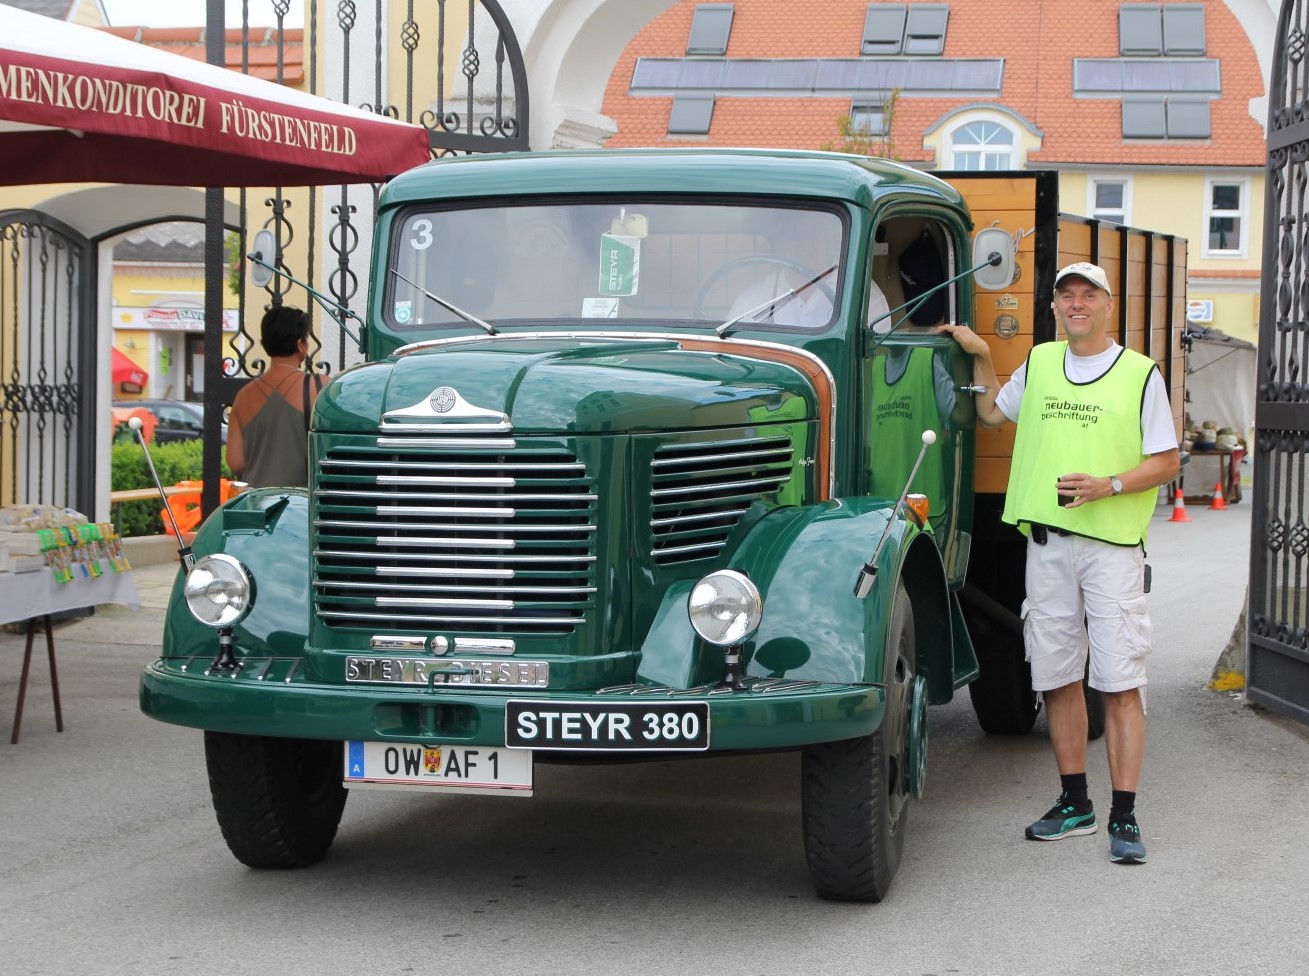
[801,581,915,902]
[968,624,1039,735]
[204,732,347,869]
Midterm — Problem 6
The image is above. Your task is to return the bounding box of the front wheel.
[204,732,348,869]
[801,581,915,902]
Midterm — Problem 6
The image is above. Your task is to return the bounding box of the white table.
[1,569,140,743]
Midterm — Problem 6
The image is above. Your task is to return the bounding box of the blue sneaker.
[1025,796,1097,840]
[1109,814,1148,863]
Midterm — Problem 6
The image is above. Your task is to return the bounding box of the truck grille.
[313,440,597,635]
[649,435,795,566]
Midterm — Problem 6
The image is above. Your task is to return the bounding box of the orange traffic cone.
[1209,482,1227,511]
[1168,487,1191,522]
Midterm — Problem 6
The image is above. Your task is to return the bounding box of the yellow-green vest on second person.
[1004,341,1159,546]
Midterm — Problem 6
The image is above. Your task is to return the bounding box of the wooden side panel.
[952,174,1042,497]
[962,201,1187,495]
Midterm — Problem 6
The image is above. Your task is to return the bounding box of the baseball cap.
[1053,262,1112,297]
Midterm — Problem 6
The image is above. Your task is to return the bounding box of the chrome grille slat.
[315,441,597,636]
[649,435,797,566]
[317,579,596,596]
[315,548,594,565]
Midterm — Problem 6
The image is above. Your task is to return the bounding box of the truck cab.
[142,149,1095,903]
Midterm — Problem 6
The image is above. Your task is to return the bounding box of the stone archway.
[519,0,678,150]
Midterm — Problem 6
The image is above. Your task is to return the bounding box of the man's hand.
[937,324,1007,428]
[937,323,991,358]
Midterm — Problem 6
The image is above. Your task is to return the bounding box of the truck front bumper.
[140,656,885,751]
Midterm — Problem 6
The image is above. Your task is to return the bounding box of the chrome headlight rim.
[183,553,254,629]
[688,569,763,647]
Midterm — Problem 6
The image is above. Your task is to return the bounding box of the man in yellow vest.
[939,262,1180,865]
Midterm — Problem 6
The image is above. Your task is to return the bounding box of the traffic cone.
[1168,487,1191,522]
[1209,482,1227,511]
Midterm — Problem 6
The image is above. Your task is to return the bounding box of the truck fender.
[160,489,312,661]
[634,500,960,703]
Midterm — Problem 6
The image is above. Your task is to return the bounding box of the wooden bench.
[109,485,192,534]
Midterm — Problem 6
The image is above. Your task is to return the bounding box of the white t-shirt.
[995,342,1177,455]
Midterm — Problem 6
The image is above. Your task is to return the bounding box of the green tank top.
[1003,341,1159,546]
[870,347,947,516]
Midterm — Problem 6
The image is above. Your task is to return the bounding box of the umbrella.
[0,5,431,187]
[111,347,148,387]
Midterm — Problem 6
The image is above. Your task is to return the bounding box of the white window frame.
[1203,176,1250,259]
[1087,175,1132,225]
[947,118,1016,170]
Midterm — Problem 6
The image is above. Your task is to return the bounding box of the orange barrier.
[1209,481,1228,511]
[1167,487,1191,523]
[161,479,240,536]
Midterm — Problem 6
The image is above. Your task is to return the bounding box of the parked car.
[112,399,227,444]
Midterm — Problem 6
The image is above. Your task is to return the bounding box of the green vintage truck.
[140,149,1185,902]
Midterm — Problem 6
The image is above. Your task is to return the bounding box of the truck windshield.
[386,200,845,332]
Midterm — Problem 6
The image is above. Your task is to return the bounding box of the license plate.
[504,700,710,752]
[344,741,532,795]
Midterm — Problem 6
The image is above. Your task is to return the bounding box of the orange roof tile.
[98,25,305,87]
[602,0,1265,167]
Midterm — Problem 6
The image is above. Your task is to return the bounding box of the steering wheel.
[694,255,837,321]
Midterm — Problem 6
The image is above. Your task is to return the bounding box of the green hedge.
[111,440,232,537]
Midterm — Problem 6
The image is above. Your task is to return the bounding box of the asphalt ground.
[1,498,1305,975]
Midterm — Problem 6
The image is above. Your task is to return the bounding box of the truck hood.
[316,336,817,434]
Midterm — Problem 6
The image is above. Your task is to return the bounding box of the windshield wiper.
[714,264,837,337]
[390,269,497,336]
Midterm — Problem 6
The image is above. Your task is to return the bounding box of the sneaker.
[1025,796,1097,841]
[1108,814,1148,864]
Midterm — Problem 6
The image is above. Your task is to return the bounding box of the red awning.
[0,6,432,187]
[111,347,148,387]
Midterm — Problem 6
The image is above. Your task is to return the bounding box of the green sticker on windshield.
[598,233,640,297]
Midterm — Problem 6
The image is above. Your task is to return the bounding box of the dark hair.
[260,305,310,357]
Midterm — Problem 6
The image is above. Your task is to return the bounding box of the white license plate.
[344,741,532,796]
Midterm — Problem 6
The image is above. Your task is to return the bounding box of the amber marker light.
[906,493,930,527]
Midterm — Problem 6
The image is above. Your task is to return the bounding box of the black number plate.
[504,700,710,752]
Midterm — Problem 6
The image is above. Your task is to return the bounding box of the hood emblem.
[381,384,511,432]
[430,387,457,413]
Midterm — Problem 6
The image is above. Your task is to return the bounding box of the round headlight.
[688,570,763,646]
[183,554,254,628]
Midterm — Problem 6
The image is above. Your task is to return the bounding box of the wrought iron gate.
[199,0,530,515]
[0,211,94,516]
[1249,0,1309,724]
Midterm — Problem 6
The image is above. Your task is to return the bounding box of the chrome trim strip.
[653,540,724,557]
[323,458,585,473]
[314,548,594,565]
[370,635,428,651]
[454,637,516,655]
[378,420,513,433]
[651,446,792,467]
[650,506,751,527]
[375,474,517,487]
[651,475,789,497]
[318,580,595,596]
[314,524,595,536]
[319,492,596,504]
[320,610,583,625]
[377,595,514,609]
[375,437,516,449]
[390,330,838,497]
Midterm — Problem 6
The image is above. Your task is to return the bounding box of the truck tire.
[968,628,1039,735]
[801,581,914,902]
[204,731,348,869]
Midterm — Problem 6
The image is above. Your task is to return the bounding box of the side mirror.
[972,227,1016,291]
[249,229,275,289]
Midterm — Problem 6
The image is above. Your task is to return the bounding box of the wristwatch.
[1110,476,1123,496]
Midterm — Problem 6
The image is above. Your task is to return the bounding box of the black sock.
[1110,790,1136,821]
[1060,772,1089,806]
